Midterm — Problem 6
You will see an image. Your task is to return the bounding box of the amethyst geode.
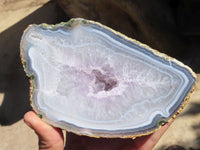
[20,18,196,138]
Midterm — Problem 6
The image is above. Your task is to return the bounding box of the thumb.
[24,111,64,150]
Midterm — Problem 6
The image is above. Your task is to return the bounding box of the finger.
[133,121,173,150]
[24,111,64,150]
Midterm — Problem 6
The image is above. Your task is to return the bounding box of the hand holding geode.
[20,18,196,138]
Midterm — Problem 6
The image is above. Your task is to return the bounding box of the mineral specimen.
[20,18,196,138]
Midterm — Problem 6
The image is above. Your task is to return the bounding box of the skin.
[24,111,172,150]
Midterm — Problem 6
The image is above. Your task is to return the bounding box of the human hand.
[24,111,64,150]
[24,111,172,150]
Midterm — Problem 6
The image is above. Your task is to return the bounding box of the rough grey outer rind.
[20,18,197,138]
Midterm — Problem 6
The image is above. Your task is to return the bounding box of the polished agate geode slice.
[20,18,196,138]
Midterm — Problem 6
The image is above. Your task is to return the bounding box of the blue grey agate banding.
[20,18,196,138]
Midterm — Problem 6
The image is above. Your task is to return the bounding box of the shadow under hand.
[65,132,136,150]
[0,0,68,125]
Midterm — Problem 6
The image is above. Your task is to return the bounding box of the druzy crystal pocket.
[20,18,196,138]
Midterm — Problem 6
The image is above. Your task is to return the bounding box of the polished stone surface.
[20,18,196,137]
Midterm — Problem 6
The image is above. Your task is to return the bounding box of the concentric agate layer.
[20,18,196,138]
